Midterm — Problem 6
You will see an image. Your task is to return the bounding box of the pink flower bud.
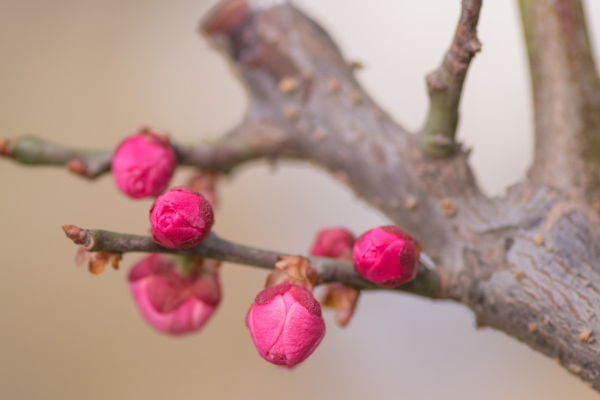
[310,227,355,259]
[352,226,419,287]
[246,283,325,367]
[150,186,215,249]
[112,129,177,199]
[128,254,220,335]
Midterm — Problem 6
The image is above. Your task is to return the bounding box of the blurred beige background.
[1,0,600,399]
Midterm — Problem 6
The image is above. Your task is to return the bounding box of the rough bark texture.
[201,0,600,389]
[519,0,600,192]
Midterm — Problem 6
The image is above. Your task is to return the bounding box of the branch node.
[440,198,457,218]
[579,329,593,343]
[278,77,299,94]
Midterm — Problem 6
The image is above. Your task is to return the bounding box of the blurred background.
[1,0,599,399]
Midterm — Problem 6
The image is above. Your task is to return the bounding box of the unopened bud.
[150,186,215,249]
[352,226,419,287]
[246,283,325,367]
[310,227,355,259]
[128,254,221,335]
[111,129,177,199]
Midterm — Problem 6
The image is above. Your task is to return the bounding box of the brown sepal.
[321,283,361,328]
[266,255,318,289]
[88,251,122,275]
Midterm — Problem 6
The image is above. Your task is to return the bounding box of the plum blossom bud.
[246,283,325,367]
[352,225,419,288]
[111,129,177,199]
[150,186,215,249]
[310,227,355,259]
[128,254,220,335]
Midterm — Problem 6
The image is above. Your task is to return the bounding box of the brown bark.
[519,0,600,193]
[200,0,600,389]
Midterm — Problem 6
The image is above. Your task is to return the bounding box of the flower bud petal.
[310,227,355,259]
[112,130,177,199]
[246,284,325,367]
[128,254,220,335]
[150,186,215,249]
[352,225,419,287]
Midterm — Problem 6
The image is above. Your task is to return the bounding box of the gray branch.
[62,225,441,298]
[0,123,294,178]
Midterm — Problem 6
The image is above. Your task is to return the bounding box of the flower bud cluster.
[113,130,221,335]
[111,131,420,367]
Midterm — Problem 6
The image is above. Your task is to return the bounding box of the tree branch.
[7,0,600,391]
[420,0,483,157]
[518,0,600,192]
[200,0,600,390]
[0,136,113,179]
[0,122,294,178]
[62,225,441,299]
[202,0,491,263]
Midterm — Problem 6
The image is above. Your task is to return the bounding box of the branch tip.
[202,0,249,35]
[62,225,92,248]
[420,0,483,157]
[0,138,12,157]
[66,159,87,176]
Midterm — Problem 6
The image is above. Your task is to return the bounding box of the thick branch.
[0,123,293,178]
[420,0,483,157]
[62,225,441,298]
[201,0,600,390]
[202,0,492,265]
[519,0,600,192]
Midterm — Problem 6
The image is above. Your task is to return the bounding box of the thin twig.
[62,225,442,298]
[0,123,291,178]
[420,0,483,157]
